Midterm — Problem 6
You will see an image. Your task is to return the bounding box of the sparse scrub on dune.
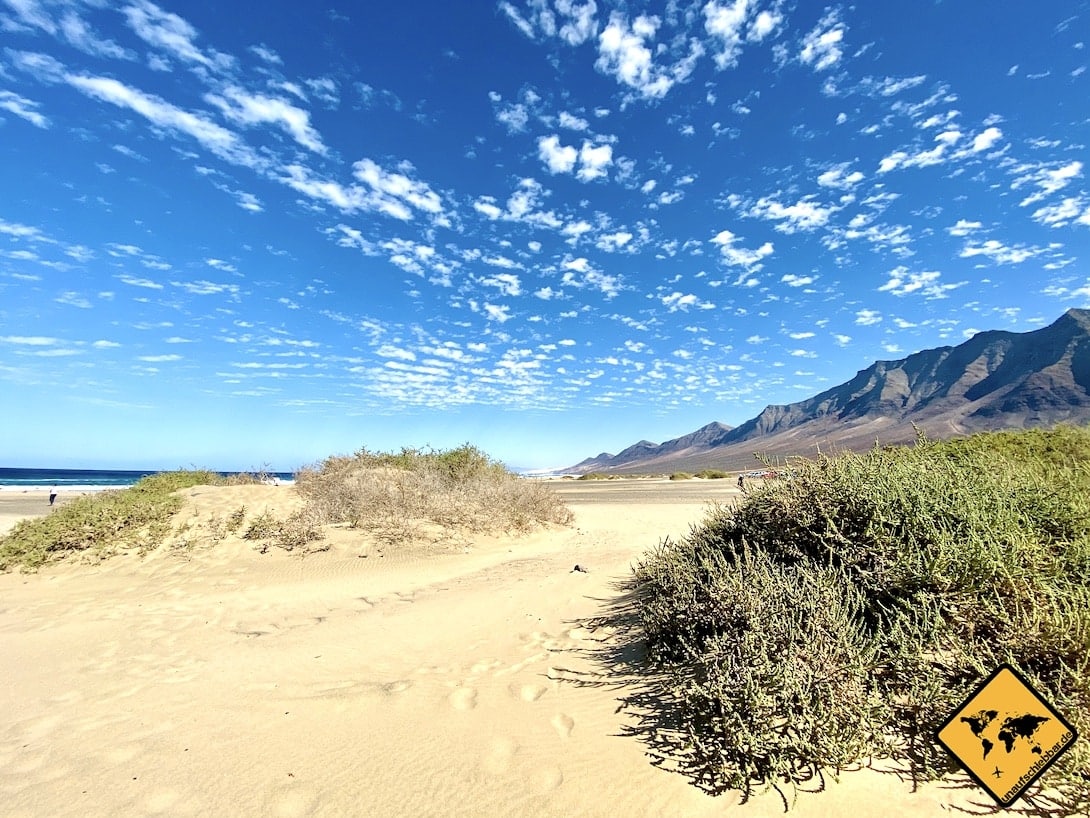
[294,443,572,543]
[634,426,1090,811]
[0,470,223,571]
[243,507,325,553]
[694,469,730,479]
[669,472,693,481]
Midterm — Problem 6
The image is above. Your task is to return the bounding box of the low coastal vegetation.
[0,470,224,570]
[634,426,1090,811]
[294,443,572,544]
[0,445,572,571]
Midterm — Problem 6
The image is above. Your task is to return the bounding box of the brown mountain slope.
[567,309,1090,474]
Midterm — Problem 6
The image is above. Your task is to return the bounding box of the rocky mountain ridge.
[569,309,1090,474]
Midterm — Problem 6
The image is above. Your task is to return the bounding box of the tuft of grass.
[294,443,572,544]
[0,470,221,571]
[634,426,1090,811]
[694,469,730,479]
[577,472,611,480]
[225,505,247,533]
[669,472,693,481]
[243,507,325,553]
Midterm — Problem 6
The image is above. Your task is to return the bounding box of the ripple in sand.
[268,783,320,818]
[481,736,518,775]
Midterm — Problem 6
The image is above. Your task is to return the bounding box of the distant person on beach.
[49,486,58,506]
[736,473,745,491]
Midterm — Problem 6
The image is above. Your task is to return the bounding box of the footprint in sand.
[533,765,565,793]
[551,712,575,739]
[449,686,478,710]
[511,683,548,702]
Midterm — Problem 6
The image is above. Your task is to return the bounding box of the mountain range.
[567,308,1090,474]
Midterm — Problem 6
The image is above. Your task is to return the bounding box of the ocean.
[0,467,296,490]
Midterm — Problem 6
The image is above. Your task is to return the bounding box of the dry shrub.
[294,443,572,544]
[242,506,325,553]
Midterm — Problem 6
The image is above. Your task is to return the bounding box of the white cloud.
[500,0,598,45]
[305,77,339,107]
[55,291,91,308]
[971,126,1002,152]
[64,73,262,170]
[122,0,233,72]
[960,239,1043,265]
[595,12,702,100]
[816,164,864,189]
[558,111,588,131]
[660,291,714,312]
[483,303,512,322]
[478,272,523,296]
[250,44,282,64]
[780,274,815,287]
[172,279,240,296]
[596,230,633,251]
[1032,197,1090,228]
[0,90,49,128]
[118,274,164,289]
[2,0,56,33]
[495,101,529,133]
[0,335,59,345]
[748,195,836,232]
[353,159,444,218]
[205,87,326,154]
[855,309,882,326]
[1014,160,1083,207]
[702,0,750,70]
[137,354,183,362]
[710,229,774,270]
[877,267,963,298]
[376,344,415,361]
[537,135,612,181]
[947,219,982,237]
[59,11,133,60]
[560,258,622,298]
[799,10,845,71]
[538,135,578,173]
[749,9,782,41]
[577,141,612,181]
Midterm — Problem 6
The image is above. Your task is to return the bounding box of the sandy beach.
[0,480,989,817]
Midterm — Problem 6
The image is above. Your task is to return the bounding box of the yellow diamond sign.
[936,664,1078,807]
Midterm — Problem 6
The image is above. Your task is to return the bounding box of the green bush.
[669,472,693,481]
[695,469,730,479]
[0,470,220,571]
[634,427,1090,810]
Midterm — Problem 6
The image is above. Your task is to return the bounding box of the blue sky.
[1,1,1088,471]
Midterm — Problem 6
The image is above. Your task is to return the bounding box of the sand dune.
[0,481,988,816]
